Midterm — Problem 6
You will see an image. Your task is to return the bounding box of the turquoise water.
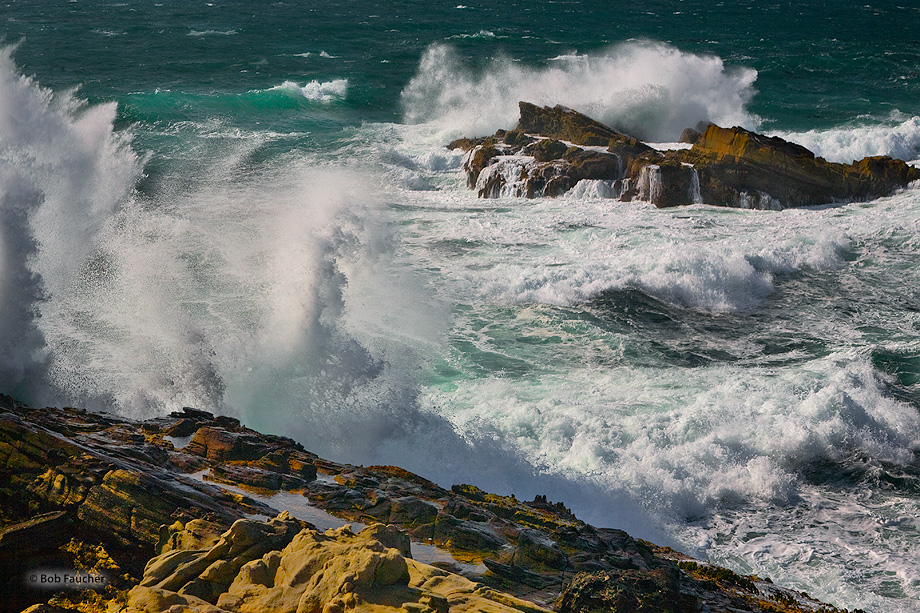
[3,1,920,610]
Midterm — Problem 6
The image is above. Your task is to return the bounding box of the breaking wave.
[401,41,760,141]
[774,114,920,164]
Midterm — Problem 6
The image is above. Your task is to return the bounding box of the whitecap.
[266,79,348,102]
[188,29,238,36]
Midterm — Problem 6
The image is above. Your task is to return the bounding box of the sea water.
[3,1,920,610]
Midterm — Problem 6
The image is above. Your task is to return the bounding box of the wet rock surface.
[0,396,858,612]
[449,102,920,209]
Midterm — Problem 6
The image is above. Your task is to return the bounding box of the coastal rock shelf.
[0,396,861,612]
[448,102,920,209]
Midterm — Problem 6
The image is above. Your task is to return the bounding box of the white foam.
[774,115,920,164]
[404,202,849,312]
[401,41,759,141]
[646,141,692,151]
[267,79,348,102]
[422,347,920,534]
[566,179,623,200]
[447,30,497,40]
[187,29,237,36]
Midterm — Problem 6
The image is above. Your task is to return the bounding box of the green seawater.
[4,1,920,611]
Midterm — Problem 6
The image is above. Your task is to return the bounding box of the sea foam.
[775,115,920,164]
[401,41,759,141]
[267,79,348,102]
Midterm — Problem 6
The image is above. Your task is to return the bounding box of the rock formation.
[0,396,862,613]
[125,516,548,613]
[448,102,920,209]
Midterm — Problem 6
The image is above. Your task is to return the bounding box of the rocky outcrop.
[125,516,548,613]
[679,124,920,208]
[449,102,920,209]
[0,396,853,613]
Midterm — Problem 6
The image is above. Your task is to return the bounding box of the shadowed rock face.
[0,397,851,613]
[449,102,920,209]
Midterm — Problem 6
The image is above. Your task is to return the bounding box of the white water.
[775,114,920,164]
[4,44,920,611]
[402,41,759,141]
[266,79,349,102]
[373,120,920,610]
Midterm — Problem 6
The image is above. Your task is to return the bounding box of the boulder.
[185,427,265,462]
[680,124,920,208]
[158,518,227,555]
[518,102,631,147]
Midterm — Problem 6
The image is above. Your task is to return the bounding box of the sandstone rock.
[530,138,569,162]
[0,398,852,613]
[138,513,304,605]
[680,126,702,144]
[514,529,567,570]
[388,496,439,528]
[18,605,76,613]
[185,427,265,462]
[158,518,227,555]
[252,448,317,482]
[127,515,550,613]
[79,469,207,548]
[209,464,283,491]
[164,418,202,438]
[557,567,699,613]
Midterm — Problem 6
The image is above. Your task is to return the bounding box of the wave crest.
[774,115,920,164]
[268,79,348,102]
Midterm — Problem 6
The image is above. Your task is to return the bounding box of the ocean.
[3,0,920,610]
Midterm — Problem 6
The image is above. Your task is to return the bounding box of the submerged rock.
[449,102,920,209]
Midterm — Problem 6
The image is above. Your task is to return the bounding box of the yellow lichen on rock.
[119,515,550,613]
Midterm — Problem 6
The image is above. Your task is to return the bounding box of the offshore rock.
[683,124,920,208]
[449,102,920,209]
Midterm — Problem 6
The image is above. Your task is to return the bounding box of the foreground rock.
[0,396,861,613]
[449,102,920,209]
[127,515,547,613]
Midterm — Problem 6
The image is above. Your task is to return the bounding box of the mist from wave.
[401,40,760,141]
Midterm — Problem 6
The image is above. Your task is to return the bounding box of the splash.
[0,45,139,402]
[401,41,760,141]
